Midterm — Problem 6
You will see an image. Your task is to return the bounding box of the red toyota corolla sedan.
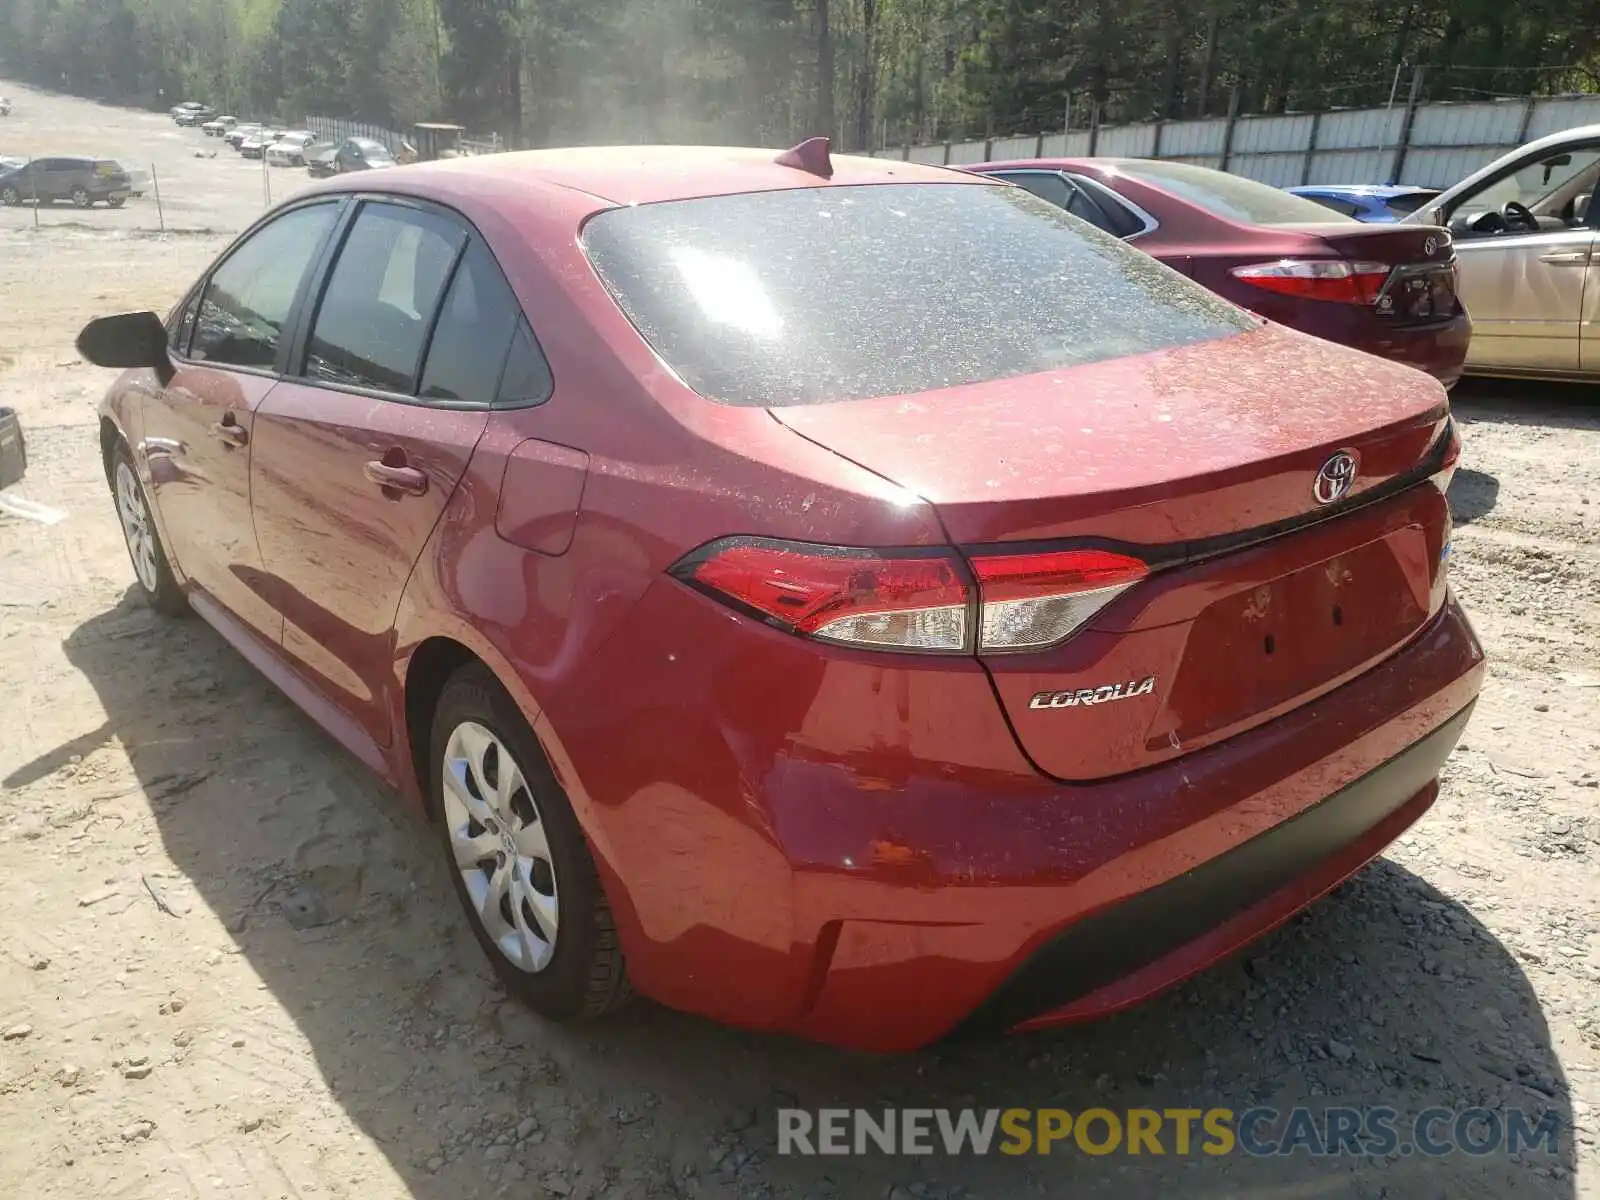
[966,157,1472,388]
[78,141,1482,1053]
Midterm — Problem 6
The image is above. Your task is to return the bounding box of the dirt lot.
[2,81,1599,1200]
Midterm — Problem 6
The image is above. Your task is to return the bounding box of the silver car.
[1409,125,1599,380]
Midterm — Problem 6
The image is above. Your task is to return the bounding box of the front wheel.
[429,665,631,1021]
[107,196,125,208]
[0,186,18,206]
[110,443,187,616]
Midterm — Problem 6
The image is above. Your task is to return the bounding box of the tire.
[71,186,90,208]
[429,664,631,1021]
[109,442,187,617]
[0,186,18,207]
[107,196,125,208]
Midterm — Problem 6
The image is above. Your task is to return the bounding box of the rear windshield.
[581,182,1253,407]
[1385,190,1440,217]
[1114,160,1356,227]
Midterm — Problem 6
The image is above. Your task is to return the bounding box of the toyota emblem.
[1423,235,1437,255]
[1313,451,1358,505]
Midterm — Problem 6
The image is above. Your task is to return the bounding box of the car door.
[1444,144,1600,372]
[249,198,510,748]
[138,199,345,641]
[29,158,65,201]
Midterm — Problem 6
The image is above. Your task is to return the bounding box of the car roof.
[333,145,976,206]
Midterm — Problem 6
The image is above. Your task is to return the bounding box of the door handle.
[363,460,429,496]
[210,417,248,448]
[1538,248,1592,265]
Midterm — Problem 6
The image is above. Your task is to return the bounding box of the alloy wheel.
[0,186,18,206]
[114,460,159,592]
[442,720,559,973]
[71,186,89,207]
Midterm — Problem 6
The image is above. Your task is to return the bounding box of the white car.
[201,115,238,138]
[239,128,284,160]
[266,131,318,167]
[1405,124,1600,380]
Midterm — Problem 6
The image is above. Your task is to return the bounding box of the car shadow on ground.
[1449,469,1501,526]
[1451,377,1600,432]
[15,591,1578,1199]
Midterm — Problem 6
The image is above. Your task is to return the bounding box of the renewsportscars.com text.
[777,1106,1562,1158]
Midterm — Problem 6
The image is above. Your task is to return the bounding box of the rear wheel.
[70,186,90,208]
[110,443,187,616]
[429,665,631,1020]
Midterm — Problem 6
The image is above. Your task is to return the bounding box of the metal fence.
[304,115,406,155]
[872,94,1600,188]
[303,117,506,158]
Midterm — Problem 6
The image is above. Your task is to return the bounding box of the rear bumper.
[955,698,1471,1038]
[1336,311,1471,388]
[565,582,1483,1052]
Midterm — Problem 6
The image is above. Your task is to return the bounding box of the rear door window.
[582,182,1252,407]
[303,202,465,394]
[991,171,1120,235]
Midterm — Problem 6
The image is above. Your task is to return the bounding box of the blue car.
[1286,185,1442,223]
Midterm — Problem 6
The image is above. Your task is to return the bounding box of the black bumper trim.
[950,701,1475,1039]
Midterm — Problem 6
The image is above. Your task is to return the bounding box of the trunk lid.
[771,323,1454,780]
[1295,221,1462,324]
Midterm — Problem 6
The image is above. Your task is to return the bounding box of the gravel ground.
[1,81,1598,1200]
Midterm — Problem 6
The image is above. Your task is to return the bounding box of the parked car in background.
[967,158,1469,387]
[1402,125,1600,381]
[1288,185,1442,223]
[0,154,24,171]
[333,137,397,172]
[240,128,285,160]
[305,143,339,178]
[77,144,1479,1052]
[175,105,216,128]
[266,131,318,167]
[201,115,239,138]
[225,124,262,151]
[169,101,206,120]
[0,156,131,207]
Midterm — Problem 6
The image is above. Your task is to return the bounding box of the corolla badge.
[1313,451,1358,506]
[1029,676,1156,710]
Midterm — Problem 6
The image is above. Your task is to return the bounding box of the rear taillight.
[676,539,970,652]
[1431,413,1462,494]
[968,548,1148,652]
[1230,259,1391,306]
[673,538,1147,654]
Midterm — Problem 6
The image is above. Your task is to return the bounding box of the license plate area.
[1376,264,1458,322]
[1150,527,1431,748]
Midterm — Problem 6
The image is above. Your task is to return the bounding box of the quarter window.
[304,202,465,394]
[417,240,520,405]
[497,320,554,407]
[190,202,339,369]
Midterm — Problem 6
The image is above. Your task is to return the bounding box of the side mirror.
[76,311,175,386]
